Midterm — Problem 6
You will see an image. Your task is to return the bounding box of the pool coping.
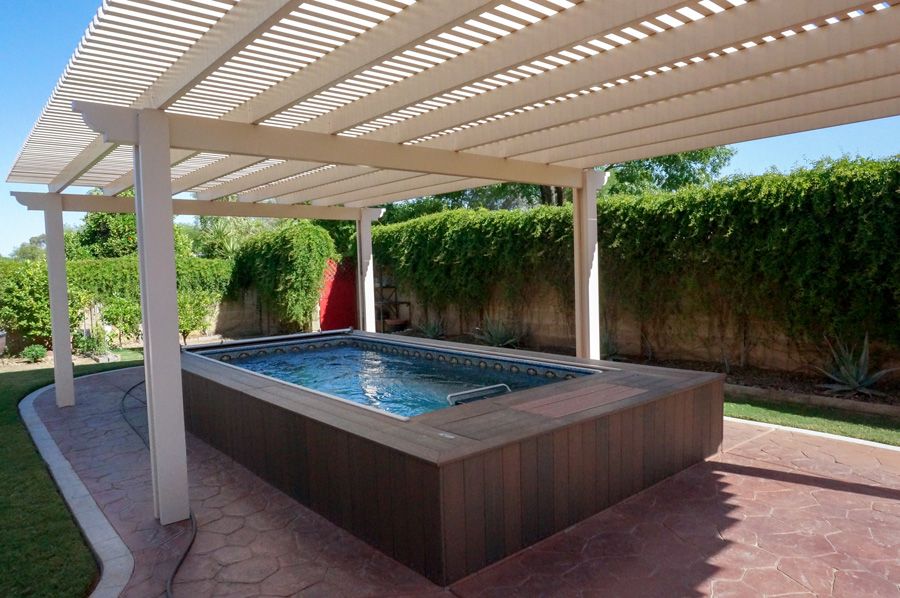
[19,373,135,598]
[186,330,605,422]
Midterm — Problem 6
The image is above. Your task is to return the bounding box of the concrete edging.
[19,379,135,598]
[725,383,900,419]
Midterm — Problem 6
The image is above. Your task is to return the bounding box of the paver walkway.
[31,368,900,597]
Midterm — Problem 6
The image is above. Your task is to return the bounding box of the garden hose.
[119,379,197,598]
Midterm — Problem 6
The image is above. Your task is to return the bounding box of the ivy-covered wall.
[374,158,900,365]
[231,220,336,329]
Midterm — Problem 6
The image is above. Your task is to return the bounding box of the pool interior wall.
[197,334,595,417]
[182,331,724,585]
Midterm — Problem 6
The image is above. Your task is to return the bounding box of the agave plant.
[473,318,526,348]
[416,318,445,339]
[817,333,897,397]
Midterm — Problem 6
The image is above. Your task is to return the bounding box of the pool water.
[223,344,586,417]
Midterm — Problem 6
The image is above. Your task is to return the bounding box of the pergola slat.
[241,0,885,204]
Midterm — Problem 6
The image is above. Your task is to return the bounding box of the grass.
[0,355,142,598]
[725,395,900,447]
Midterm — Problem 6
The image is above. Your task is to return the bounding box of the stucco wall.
[397,278,900,374]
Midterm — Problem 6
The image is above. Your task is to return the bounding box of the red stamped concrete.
[32,368,900,597]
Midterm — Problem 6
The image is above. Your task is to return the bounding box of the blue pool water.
[218,343,589,417]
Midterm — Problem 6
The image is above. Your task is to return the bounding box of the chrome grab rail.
[447,383,511,405]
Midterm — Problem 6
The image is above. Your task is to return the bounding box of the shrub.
[473,318,527,348]
[74,325,110,358]
[818,334,897,397]
[232,221,335,329]
[21,344,48,363]
[415,319,445,339]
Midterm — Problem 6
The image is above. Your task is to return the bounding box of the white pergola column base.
[573,170,609,360]
[356,208,383,332]
[44,196,75,408]
[133,109,190,525]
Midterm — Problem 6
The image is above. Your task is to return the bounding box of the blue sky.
[2,0,899,256]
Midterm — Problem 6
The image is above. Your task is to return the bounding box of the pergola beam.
[73,102,583,188]
[344,178,496,208]
[12,191,365,221]
[99,0,506,198]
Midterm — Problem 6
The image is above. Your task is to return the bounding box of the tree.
[72,212,194,258]
[192,195,274,259]
[602,147,736,195]
[177,290,217,344]
[407,147,734,210]
[9,235,46,261]
[100,296,143,346]
[77,212,139,257]
[64,229,91,260]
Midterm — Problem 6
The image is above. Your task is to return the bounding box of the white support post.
[44,196,75,407]
[573,169,609,360]
[133,109,190,525]
[356,208,381,332]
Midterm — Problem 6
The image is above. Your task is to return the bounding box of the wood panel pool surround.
[181,332,724,585]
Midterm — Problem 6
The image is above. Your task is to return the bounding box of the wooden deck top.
[182,332,723,466]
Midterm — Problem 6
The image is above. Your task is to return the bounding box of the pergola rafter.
[320,41,900,206]
[7,0,899,527]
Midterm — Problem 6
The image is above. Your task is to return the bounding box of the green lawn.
[0,354,142,598]
[725,395,900,447]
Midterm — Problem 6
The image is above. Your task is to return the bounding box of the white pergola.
[8,0,899,524]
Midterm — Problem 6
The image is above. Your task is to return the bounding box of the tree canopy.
[9,235,46,261]
[413,147,735,211]
[602,146,736,195]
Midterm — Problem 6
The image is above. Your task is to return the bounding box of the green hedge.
[373,157,900,348]
[0,257,232,351]
[68,256,232,302]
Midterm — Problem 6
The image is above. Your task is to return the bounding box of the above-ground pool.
[197,334,594,417]
[182,330,724,584]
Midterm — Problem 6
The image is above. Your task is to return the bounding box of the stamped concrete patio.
[30,367,900,597]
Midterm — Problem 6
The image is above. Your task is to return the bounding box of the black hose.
[118,379,197,598]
